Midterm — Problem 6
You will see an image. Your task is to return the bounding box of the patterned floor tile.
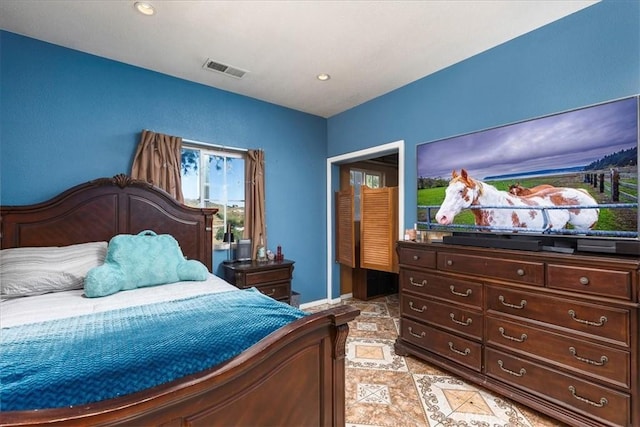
[357,383,392,404]
[413,374,533,427]
[350,317,399,339]
[356,321,379,331]
[346,301,390,317]
[346,337,408,372]
[346,368,429,427]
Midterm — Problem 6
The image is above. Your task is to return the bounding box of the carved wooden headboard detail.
[0,174,217,271]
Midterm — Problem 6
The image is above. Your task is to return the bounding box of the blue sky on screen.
[417,97,638,181]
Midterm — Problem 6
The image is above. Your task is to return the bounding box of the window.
[181,145,245,248]
[350,168,383,220]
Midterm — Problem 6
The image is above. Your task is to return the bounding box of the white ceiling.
[0,0,597,118]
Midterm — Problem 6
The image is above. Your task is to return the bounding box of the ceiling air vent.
[202,59,248,79]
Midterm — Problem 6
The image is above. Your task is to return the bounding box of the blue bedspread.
[1,288,306,411]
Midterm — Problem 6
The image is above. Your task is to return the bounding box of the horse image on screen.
[434,169,599,232]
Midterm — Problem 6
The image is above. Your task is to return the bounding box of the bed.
[0,174,359,427]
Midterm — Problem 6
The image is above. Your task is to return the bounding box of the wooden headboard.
[0,174,217,271]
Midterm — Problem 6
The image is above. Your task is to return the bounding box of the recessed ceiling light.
[134,2,155,16]
[317,73,331,81]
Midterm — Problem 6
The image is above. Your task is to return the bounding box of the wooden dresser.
[222,259,294,304]
[395,241,639,427]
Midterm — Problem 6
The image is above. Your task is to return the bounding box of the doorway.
[325,140,405,302]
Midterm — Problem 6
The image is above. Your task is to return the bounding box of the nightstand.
[222,259,294,304]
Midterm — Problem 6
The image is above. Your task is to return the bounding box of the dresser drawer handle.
[412,255,420,261]
[448,342,470,356]
[498,327,527,343]
[449,285,472,297]
[408,327,426,339]
[263,288,276,296]
[446,259,453,266]
[409,277,427,287]
[497,360,526,377]
[498,295,527,309]
[569,347,608,366]
[409,301,427,313]
[568,310,607,327]
[579,276,590,285]
[449,313,472,326]
[516,268,525,276]
[568,386,608,408]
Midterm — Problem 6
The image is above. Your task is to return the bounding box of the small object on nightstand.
[256,233,266,262]
[235,239,252,262]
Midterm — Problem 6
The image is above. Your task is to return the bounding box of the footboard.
[0,305,359,427]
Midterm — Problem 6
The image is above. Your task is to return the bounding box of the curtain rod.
[182,138,248,152]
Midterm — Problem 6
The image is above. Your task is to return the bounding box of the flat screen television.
[416,96,639,255]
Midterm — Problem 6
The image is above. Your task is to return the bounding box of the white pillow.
[0,242,108,298]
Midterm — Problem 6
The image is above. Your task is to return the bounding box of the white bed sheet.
[1,273,237,328]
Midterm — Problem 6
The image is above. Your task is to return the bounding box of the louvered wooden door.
[360,186,398,273]
[335,187,356,267]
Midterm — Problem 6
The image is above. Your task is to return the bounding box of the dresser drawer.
[438,252,544,286]
[486,286,630,347]
[398,246,436,269]
[485,348,630,427]
[251,282,290,301]
[400,269,483,308]
[401,318,482,371]
[486,316,630,389]
[547,264,632,300]
[402,294,483,340]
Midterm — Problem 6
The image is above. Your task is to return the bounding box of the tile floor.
[308,294,570,427]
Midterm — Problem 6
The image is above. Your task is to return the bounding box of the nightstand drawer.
[253,282,290,301]
[245,268,291,285]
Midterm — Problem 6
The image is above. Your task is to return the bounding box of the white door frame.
[325,140,405,303]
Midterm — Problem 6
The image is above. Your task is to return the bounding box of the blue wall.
[0,31,328,302]
[328,0,640,230]
[2,1,639,304]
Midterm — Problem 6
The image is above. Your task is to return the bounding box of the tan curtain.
[131,130,184,203]
[245,149,266,259]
